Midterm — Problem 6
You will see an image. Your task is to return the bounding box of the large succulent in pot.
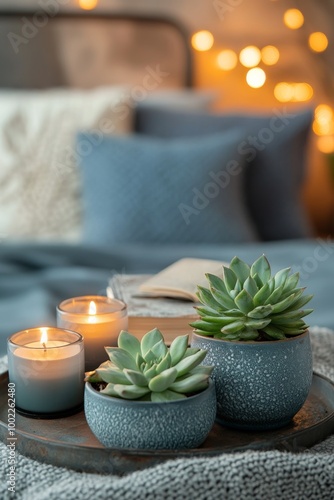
[190,255,313,341]
[85,328,212,402]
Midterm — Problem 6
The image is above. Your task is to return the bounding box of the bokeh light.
[239,46,261,68]
[317,136,334,154]
[191,30,214,52]
[313,105,334,136]
[315,104,333,125]
[274,82,294,102]
[308,32,329,52]
[79,0,99,9]
[246,68,266,88]
[294,83,313,101]
[313,121,334,136]
[283,9,304,29]
[274,82,313,102]
[261,45,280,65]
[217,49,238,70]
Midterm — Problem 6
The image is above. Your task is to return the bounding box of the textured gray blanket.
[0,327,334,500]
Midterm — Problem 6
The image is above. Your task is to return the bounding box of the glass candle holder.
[7,327,84,418]
[57,295,128,371]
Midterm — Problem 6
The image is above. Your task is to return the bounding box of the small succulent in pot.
[84,329,216,450]
[86,328,212,401]
[190,255,314,430]
[190,254,313,341]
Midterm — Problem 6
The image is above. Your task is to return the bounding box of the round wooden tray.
[0,372,334,475]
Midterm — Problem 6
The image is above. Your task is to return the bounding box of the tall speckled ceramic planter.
[191,331,313,430]
[84,380,216,449]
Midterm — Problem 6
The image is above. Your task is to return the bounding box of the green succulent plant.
[86,328,213,402]
[190,255,313,341]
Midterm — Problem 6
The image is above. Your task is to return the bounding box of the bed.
[0,8,333,500]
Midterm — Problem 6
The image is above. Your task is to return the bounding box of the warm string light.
[308,32,328,53]
[246,68,266,88]
[261,45,280,65]
[274,82,292,102]
[315,105,333,125]
[191,30,214,52]
[217,50,238,71]
[194,7,331,133]
[283,9,304,29]
[313,122,334,136]
[79,0,99,9]
[274,82,313,102]
[294,83,313,101]
[216,44,280,89]
[317,136,334,154]
[312,105,334,153]
[239,46,261,68]
[313,105,334,136]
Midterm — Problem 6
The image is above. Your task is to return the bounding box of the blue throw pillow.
[134,106,314,241]
[79,131,259,245]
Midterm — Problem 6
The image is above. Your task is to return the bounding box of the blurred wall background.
[1,0,334,233]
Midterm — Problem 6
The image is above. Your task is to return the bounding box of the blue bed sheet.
[0,238,333,357]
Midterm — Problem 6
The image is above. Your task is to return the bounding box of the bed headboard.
[0,10,193,90]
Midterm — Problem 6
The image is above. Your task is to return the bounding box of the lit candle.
[7,328,84,417]
[57,295,128,371]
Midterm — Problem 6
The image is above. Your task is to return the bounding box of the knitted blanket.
[1,327,333,500]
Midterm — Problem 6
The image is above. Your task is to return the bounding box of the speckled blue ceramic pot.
[84,380,216,449]
[191,331,313,431]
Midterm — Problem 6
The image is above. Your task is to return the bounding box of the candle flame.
[40,328,48,345]
[40,328,48,351]
[89,301,97,315]
[88,300,97,323]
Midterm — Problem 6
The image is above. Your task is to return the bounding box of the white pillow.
[0,86,133,241]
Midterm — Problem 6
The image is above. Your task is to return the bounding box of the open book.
[107,258,227,342]
[108,274,198,343]
[138,257,227,301]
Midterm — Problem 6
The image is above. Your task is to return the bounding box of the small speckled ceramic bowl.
[84,380,216,449]
[191,331,313,431]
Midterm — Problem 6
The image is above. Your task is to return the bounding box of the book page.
[108,274,197,317]
[138,258,227,301]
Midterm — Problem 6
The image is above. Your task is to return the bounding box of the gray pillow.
[135,106,314,241]
[137,89,218,111]
[79,131,258,245]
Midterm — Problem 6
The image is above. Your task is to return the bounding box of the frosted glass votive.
[7,327,84,417]
[57,295,128,371]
